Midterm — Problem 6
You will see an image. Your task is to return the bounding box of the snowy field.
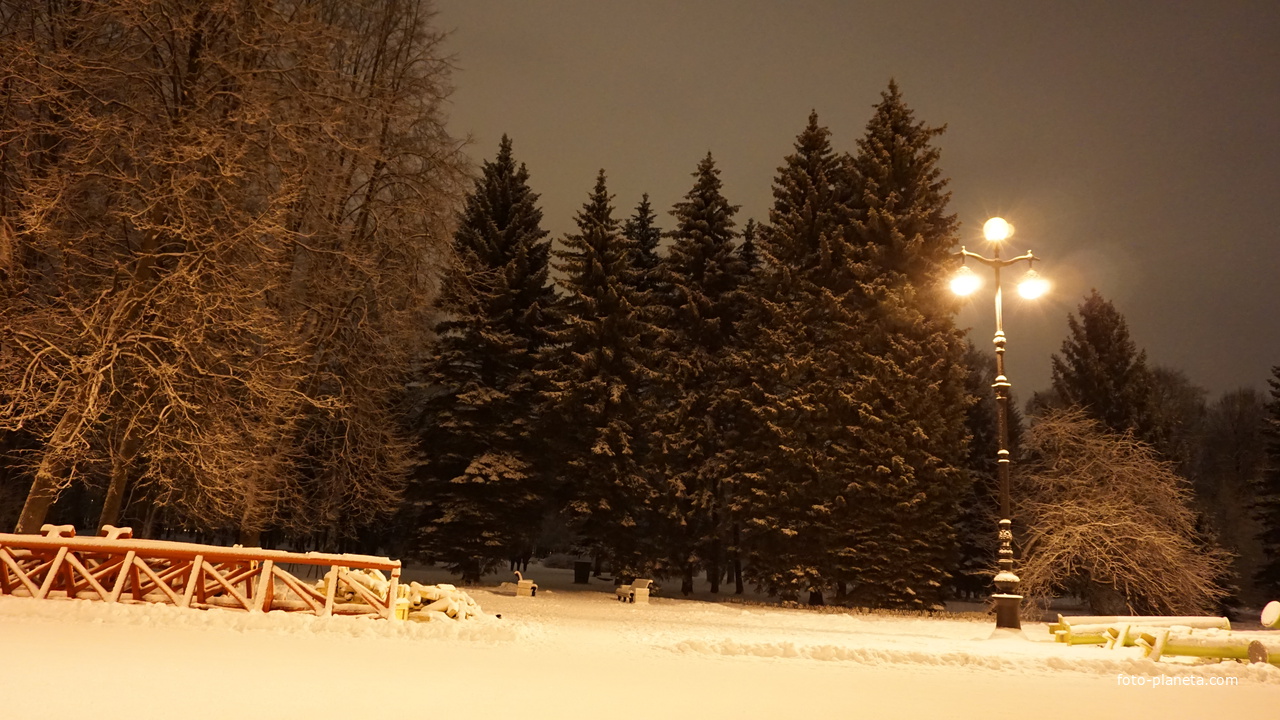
[3,563,1279,719]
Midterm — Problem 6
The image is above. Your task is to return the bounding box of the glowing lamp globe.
[983,217,1013,242]
[950,266,981,296]
[1017,269,1049,299]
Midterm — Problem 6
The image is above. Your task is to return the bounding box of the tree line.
[406,88,975,610]
[0,0,467,546]
[404,90,1280,611]
[4,0,1279,614]
[1030,291,1280,608]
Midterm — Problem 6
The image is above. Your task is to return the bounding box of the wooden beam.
[180,555,204,609]
[253,560,275,613]
[0,547,40,596]
[62,552,111,600]
[35,546,68,600]
[132,556,183,606]
[108,551,136,603]
[270,565,324,614]
[199,559,251,611]
[322,567,339,617]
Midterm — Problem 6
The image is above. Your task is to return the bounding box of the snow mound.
[672,638,1280,683]
[0,595,525,644]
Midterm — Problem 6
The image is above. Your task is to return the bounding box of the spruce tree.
[736,111,862,603]
[621,194,663,294]
[540,170,665,578]
[739,218,762,272]
[847,81,960,302]
[843,82,971,609]
[1255,366,1280,594]
[1050,289,1155,439]
[1195,388,1266,600]
[653,153,746,595]
[412,136,558,582]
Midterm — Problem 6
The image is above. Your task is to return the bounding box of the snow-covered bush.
[1015,409,1230,615]
[539,553,583,569]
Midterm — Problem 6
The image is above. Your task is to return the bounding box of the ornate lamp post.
[951,217,1048,632]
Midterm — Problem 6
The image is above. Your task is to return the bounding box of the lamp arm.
[956,248,1038,268]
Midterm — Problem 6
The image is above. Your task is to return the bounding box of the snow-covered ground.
[3,562,1278,719]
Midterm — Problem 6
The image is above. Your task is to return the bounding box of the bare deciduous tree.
[0,0,465,540]
[1015,408,1229,616]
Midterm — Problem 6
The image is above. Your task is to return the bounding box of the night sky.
[434,0,1280,398]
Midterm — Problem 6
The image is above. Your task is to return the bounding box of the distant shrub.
[539,553,581,569]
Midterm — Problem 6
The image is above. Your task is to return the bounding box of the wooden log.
[1,532,400,579]
[0,532,399,571]
[322,567,340,617]
[1261,601,1280,629]
[1105,624,1132,649]
[1050,614,1231,635]
[1139,630,1253,662]
[1247,640,1280,665]
[387,566,401,621]
[1137,630,1168,660]
[1106,623,1231,649]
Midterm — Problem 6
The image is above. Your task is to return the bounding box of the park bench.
[615,578,653,604]
[513,571,538,597]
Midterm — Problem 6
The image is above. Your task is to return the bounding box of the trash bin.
[573,561,592,584]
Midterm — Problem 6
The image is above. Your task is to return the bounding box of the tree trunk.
[16,409,87,533]
[98,431,142,532]
[808,589,825,606]
[708,491,721,594]
[140,500,160,539]
[238,526,262,548]
[15,466,59,534]
[681,565,694,596]
[16,365,106,533]
[461,559,482,585]
[733,523,744,594]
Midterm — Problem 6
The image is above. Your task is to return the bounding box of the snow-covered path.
[2,568,1278,719]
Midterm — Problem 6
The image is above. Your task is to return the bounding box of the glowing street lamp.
[950,265,982,296]
[1017,269,1048,299]
[952,217,1047,633]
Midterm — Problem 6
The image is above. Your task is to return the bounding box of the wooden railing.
[0,525,402,620]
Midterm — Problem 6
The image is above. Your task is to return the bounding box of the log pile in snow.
[316,570,484,621]
[1049,610,1280,665]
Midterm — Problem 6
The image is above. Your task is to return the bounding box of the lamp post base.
[993,593,1022,631]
